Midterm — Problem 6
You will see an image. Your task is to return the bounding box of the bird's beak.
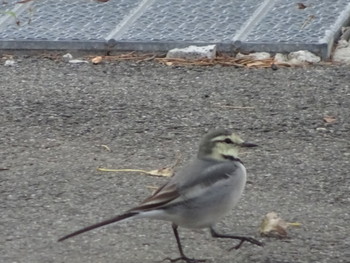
[241,141,258,147]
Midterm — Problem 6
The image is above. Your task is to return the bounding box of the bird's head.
[197,129,257,161]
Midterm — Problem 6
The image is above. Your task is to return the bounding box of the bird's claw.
[228,237,264,251]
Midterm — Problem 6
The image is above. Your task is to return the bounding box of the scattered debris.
[68,59,88,64]
[62,53,88,64]
[259,212,301,238]
[4,59,15,66]
[323,116,336,124]
[91,56,103,64]
[57,45,336,68]
[236,52,271,60]
[156,56,283,68]
[97,167,174,177]
[333,45,350,63]
[100,144,111,152]
[296,3,308,9]
[158,50,320,67]
[288,50,321,64]
[333,28,350,64]
[97,155,181,178]
[80,49,325,67]
[166,45,217,60]
[274,53,289,63]
[86,52,159,63]
[62,53,73,62]
[340,26,350,41]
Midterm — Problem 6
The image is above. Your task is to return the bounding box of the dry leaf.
[147,167,174,177]
[91,56,103,64]
[259,212,301,238]
[86,52,161,63]
[157,57,276,68]
[97,167,174,177]
[97,155,180,178]
[246,60,272,68]
[100,144,111,152]
[297,3,307,9]
[84,53,296,68]
[323,116,336,124]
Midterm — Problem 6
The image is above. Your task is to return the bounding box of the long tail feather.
[58,211,138,242]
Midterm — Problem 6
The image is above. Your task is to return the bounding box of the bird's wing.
[174,160,242,202]
[131,182,180,211]
[178,159,241,191]
[130,160,240,212]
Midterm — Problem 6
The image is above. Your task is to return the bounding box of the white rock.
[62,53,73,61]
[288,50,321,63]
[337,39,349,48]
[274,53,289,63]
[333,42,350,64]
[166,45,217,59]
[340,26,350,41]
[68,59,88,64]
[4,59,15,66]
[236,52,271,60]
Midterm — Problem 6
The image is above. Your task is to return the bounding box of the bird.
[58,129,263,262]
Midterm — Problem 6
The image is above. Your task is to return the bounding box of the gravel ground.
[1,55,350,263]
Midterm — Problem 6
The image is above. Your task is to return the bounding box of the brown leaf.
[259,212,301,238]
[323,116,336,123]
[97,167,174,177]
[146,167,174,177]
[246,61,271,68]
[91,56,103,64]
[297,3,307,9]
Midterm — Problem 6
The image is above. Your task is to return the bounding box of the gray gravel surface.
[1,56,350,263]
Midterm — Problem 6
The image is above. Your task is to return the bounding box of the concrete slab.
[0,0,349,59]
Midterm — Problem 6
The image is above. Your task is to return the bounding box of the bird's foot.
[228,237,264,251]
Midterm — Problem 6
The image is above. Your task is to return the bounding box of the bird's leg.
[210,227,264,250]
[163,224,206,263]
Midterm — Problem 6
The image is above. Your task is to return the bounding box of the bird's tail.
[58,211,138,242]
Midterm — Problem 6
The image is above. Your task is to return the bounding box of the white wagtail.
[58,129,263,262]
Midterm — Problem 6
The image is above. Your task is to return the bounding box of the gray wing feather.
[131,159,241,212]
[175,158,241,191]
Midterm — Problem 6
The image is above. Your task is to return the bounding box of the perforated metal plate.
[0,0,349,59]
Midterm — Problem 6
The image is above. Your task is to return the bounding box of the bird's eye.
[224,138,233,144]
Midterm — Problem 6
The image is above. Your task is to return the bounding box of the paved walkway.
[0,0,350,59]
